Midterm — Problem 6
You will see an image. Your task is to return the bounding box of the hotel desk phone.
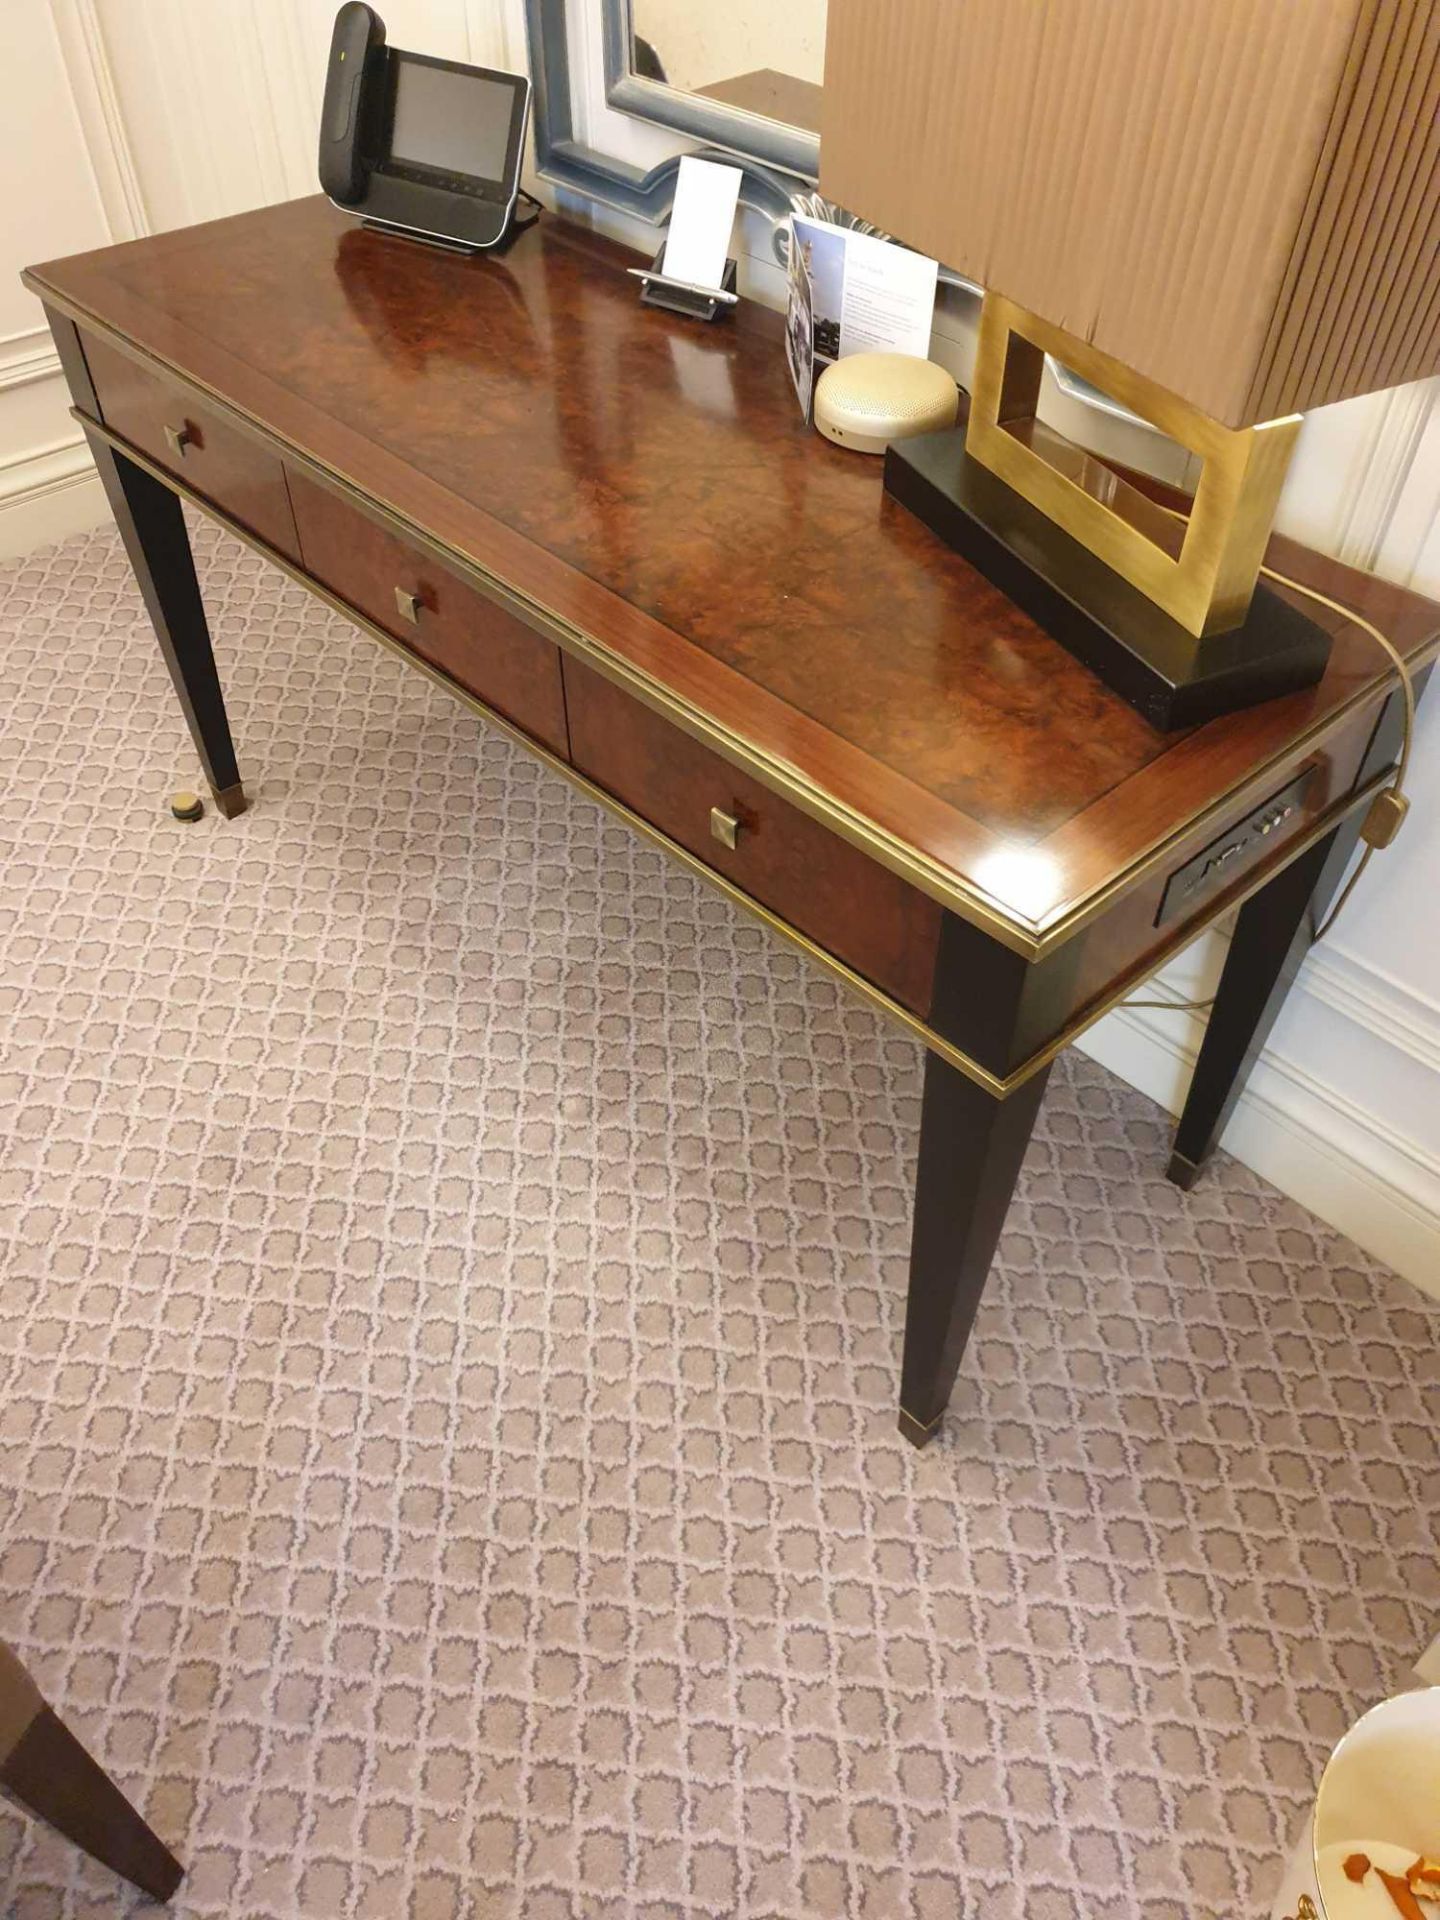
[320,3,532,253]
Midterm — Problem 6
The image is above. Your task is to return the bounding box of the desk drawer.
[286,469,569,757]
[565,660,941,1014]
[82,333,300,563]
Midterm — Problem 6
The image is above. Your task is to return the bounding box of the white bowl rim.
[1310,1685,1440,1889]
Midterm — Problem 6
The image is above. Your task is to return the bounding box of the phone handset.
[319,2,387,205]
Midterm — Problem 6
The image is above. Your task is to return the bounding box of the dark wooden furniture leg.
[1168,674,1426,1190]
[0,1647,182,1902]
[1166,824,1352,1189]
[899,1053,1052,1446]
[83,425,248,818]
[3,1710,184,1902]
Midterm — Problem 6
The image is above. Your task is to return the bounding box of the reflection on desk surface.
[334,227,544,380]
[35,194,1439,933]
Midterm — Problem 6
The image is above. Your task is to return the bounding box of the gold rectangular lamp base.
[966,294,1300,640]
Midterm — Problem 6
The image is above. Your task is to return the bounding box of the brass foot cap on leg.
[898,1407,943,1450]
[1166,1149,1201,1192]
[169,790,204,822]
[208,780,248,820]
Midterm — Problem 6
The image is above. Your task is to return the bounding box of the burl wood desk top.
[28,194,1440,1442]
[26,196,1440,958]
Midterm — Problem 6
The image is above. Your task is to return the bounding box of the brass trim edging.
[969,293,1301,639]
[77,411,1404,1102]
[40,293,1041,953]
[209,780,248,820]
[1004,768,1393,1087]
[76,413,1007,1096]
[1036,694,1423,951]
[898,1407,943,1448]
[48,290,1438,962]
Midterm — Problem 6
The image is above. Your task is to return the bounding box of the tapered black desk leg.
[2,1707,183,1901]
[899,1053,1052,1446]
[1169,672,1427,1190]
[1167,821,1355,1190]
[83,424,247,819]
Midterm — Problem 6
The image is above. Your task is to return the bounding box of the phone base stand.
[359,196,540,257]
[637,250,737,321]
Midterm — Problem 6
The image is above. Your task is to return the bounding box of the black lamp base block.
[883,424,1333,732]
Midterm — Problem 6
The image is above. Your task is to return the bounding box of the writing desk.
[26,199,1437,1446]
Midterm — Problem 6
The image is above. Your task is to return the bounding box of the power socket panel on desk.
[1155,768,1316,928]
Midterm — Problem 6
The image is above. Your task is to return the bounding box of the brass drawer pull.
[710,806,742,850]
[163,421,195,459]
[394,586,422,625]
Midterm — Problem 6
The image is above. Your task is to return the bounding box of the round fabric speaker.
[813,352,959,454]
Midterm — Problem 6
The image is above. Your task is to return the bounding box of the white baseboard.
[0,435,106,559]
[0,326,63,394]
[1303,942,1440,1077]
[1079,996,1440,1302]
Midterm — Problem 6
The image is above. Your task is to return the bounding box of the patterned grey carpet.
[0,519,1436,1920]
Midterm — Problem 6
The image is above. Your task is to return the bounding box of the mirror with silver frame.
[601,0,826,183]
[524,0,822,231]
[627,0,827,142]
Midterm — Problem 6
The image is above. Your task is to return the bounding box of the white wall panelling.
[0,327,62,395]
[0,3,117,554]
[1,0,518,560]
[1080,377,1440,1296]
[1376,389,1440,589]
[47,0,151,241]
[2,2,1438,1284]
